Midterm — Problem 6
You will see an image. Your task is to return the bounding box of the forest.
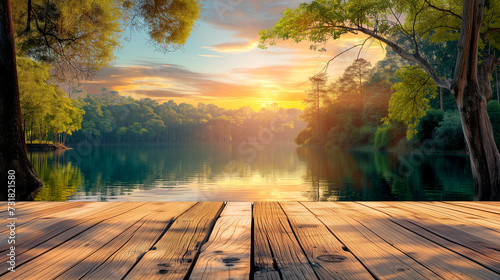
[294,36,500,151]
[67,92,305,144]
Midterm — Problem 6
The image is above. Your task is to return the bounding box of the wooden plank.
[190,202,252,280]
[444,202,500,216]
[56,202,196,279]
[125,202,224,280]
[303,202,442,279]
[356,202,500,278]
[361,202,500,270]
[0,202,64,218]
[0,202,147,274]
[1,202,162,279]
[388,202,500,243]
[253,204,281,280]
[0,202,86,227]
[0,202,123,253]
[424,202,500,225]
[253,202,317,280]
[280,202,373,279]
[0,202,98,237]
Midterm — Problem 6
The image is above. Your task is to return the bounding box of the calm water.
[29,144,474,201]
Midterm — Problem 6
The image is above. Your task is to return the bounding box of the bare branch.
[321,43,366,72]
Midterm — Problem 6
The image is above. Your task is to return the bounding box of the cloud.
[204,40,258,53]
[198,54,222,58]
[199,1,304,53]
[79,59,300,109]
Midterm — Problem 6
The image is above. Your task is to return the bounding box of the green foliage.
[130,0,203,50]
[387,66,438,139]
[12,0,204,80]
[487,101,500,149]
[374,125,390,150]
[374,122,406,150]
[416,109,444,142]
[68,92,306,144]
[357,125,378,145]
[336,58,372,98]
[295,129,313,145]
[433,112,465,150]
[17,57,83,144]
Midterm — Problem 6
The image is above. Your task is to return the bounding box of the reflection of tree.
[296,147,474,201]
[30,152,82,201]
[296,147,365,201]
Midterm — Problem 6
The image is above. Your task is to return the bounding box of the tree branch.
[423,0,462,19]
[353,26,450,89]
[481,27,500,41]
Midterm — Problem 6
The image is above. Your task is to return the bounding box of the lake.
[29,143,475,201]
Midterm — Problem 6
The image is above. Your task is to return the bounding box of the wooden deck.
[1,201,500,279]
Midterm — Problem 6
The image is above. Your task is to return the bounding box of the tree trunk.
[440,87,444,111]
[454,55,500,200]
[457,84,500,200]
[0,0,43,200]
[451,0,499,200]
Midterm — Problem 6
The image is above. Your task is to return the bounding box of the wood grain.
[303,202,444,279]
[53,202,196,279]
[446,202,500,216]
[387,202,500,243]
[2,201,499,279]
[356,202,500,279]
[280,202,373,279]
[253,202,317,280]
[190,202,252,280]
[0,202,147,275]
[1,203,153,279]
[125,202,224,280]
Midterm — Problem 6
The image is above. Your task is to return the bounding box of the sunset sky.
[80,0,387,110]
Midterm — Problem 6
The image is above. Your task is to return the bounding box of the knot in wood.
[317,254,346,263]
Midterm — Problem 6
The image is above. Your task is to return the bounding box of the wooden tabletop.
[1,201,499,279]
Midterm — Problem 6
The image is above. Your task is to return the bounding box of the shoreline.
[27,143,70,151]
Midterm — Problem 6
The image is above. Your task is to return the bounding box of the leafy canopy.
[17,57,83,138]
[386,66,437,139]
[12,0,204,81]
[259,0,499,51]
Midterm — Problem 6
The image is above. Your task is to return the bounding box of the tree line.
[66,89,305,145]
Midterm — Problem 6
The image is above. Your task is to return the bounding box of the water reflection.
[30,144,474,201]
[30,151,82,201]
[297,148,474,201]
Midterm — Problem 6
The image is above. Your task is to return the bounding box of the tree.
[259,0,500,200]
[302,72,329,142]
[1,0,43,200]
[340,58,372,98]
[1,0,204,200]
[17,57,83,145]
